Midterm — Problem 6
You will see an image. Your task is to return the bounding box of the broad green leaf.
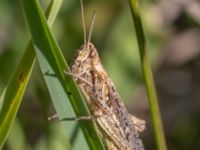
[0,0,63,148]
[21,0,105,149]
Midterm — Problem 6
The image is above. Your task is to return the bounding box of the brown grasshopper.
[66,0,146,149]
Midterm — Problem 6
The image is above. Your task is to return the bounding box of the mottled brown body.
[70,42,145,150]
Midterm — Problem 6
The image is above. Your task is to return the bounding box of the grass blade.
[21,0,105,149]
[128,0,167,149]
[0,0,63,148]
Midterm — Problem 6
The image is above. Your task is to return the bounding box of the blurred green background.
[0,0,200,149]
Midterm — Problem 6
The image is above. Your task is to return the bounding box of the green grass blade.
[21,0,105,149]
[128,0,167,150]
[0,42,35,149]
[0,0,62,148]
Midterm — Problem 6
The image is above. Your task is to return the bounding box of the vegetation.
[0,0,199,149]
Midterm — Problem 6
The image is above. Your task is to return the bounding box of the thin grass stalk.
[128,0,167,150]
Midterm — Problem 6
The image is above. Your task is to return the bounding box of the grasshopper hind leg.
[129,114,146,133]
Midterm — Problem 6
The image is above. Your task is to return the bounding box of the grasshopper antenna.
[87,10,96,46]
[80,0,86,43]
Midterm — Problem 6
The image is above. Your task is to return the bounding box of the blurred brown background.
[0,0,200,149]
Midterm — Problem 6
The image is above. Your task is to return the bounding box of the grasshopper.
[67,1,146,149]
